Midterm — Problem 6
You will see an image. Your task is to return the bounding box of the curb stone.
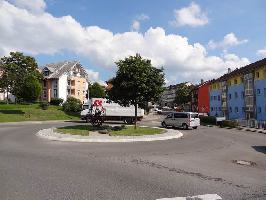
[36,126,183,143]
[205,125,266,135]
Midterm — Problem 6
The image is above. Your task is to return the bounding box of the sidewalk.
[36,127,183,143]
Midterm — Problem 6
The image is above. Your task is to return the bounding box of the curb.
[203,125,266,135]
[36,127,183,143]
[0,120,77,126]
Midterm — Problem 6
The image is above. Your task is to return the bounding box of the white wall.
[58,74,68,102]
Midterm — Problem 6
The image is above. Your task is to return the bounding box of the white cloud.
[171,2,208,27]
[208,33,248,50]
[136,14,150,21]
[257,48,266,57]
[131,13,149,31]
[86,69,99,82]
[131,20,140,31]
[8,0,46,13]
[0,1,250,84]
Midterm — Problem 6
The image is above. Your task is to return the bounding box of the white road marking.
[157,194,222,200]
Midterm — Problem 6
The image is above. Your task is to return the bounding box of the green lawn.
[56,125,92,136]
[56,125,164,136]
[0,103,79,122]
[110,126,164,136]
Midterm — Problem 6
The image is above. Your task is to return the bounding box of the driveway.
[0,121,266,200]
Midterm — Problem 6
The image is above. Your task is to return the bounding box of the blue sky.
[1,0,266,84]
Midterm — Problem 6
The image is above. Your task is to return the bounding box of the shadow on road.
[252,146,266,154]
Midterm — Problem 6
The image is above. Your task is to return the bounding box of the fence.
[237,119,266,130]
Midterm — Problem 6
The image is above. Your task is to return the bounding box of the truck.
[80,98,144,124]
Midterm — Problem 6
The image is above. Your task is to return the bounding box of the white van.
[161,112,200,129]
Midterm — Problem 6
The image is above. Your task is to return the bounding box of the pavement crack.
[131,158,249,189]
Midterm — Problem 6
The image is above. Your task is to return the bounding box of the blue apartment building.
[209,58,266,121]
[227,77,246,120]
[254,67,266,120]
[209,82,223,117]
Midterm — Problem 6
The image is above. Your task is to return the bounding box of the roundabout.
[36,125,183,143]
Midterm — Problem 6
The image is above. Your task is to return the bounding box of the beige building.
[41,61,89,103]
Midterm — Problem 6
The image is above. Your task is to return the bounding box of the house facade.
[41,61,89,104]
[191,81,210,114]
[208,58,266,121]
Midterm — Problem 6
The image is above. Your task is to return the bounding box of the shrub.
[50,98,64,106]
[199,116,216,125]
[40,101,49,110]
[219,120,239,128]
[62,97,82,112]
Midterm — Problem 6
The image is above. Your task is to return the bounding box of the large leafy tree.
[88,82,105,98]
[107,54,165,129]
[0,52,42,102]
[174,83,192,107]
[19,75,42,102]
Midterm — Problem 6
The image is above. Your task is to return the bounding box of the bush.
[199,116,216,125]
[40,102,49,110]
[62,97,82,112]
[50,98,64,106]
[219,120,239,128]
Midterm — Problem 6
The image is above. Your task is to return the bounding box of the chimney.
[228,68,231,73]
[200,79,204,84]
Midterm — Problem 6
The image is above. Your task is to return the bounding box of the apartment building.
[191,80,210,114]
[209,58,266,121]
[41,61,89,103]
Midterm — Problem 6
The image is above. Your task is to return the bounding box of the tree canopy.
[107,54,165,128]
[88,82,105,98]
[174,83,192,106]
[0,52,42,102]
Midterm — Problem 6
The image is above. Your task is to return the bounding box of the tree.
[107,54,165,129]
[0,52,42,102]
[62,97,82,112]
[174,83,192,107]
[88,82,105,98]
[19,75,42,102]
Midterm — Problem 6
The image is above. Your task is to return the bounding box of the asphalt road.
[0,119,266,200]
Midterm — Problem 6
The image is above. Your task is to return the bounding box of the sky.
[0,0,266,85]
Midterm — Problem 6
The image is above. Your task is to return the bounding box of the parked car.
[161,112,200,129]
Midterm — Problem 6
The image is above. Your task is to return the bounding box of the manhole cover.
[232,160,256,166]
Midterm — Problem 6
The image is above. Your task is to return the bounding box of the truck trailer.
[81,98,144,124]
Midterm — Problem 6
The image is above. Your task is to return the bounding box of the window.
[264,88,266,96]
[229,93,232,100]
[240,77,244,83]
[44,70,49,76]
[214,96,217,100]
[219,107,221,111]
[256,72,260,79]
[257,89,261,95]
[218,95,220,101]
[234,79,237,84]
[54,89,57,98]
[211,107,213,111]
[258,107,262,113]
[241,91,245,99]
[68,80,70,86]
[229,107,232,113]
[235,107,238,113]
[191,114,199,118]
[43,81,46,87]
[242,107,245,113]
[166,113,173,118]
[235,92,238,98]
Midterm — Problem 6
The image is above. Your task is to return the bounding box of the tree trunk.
[134,103,137,130]
[6,88,9,104]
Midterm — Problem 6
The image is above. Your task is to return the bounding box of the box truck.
[81,98,144,124]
